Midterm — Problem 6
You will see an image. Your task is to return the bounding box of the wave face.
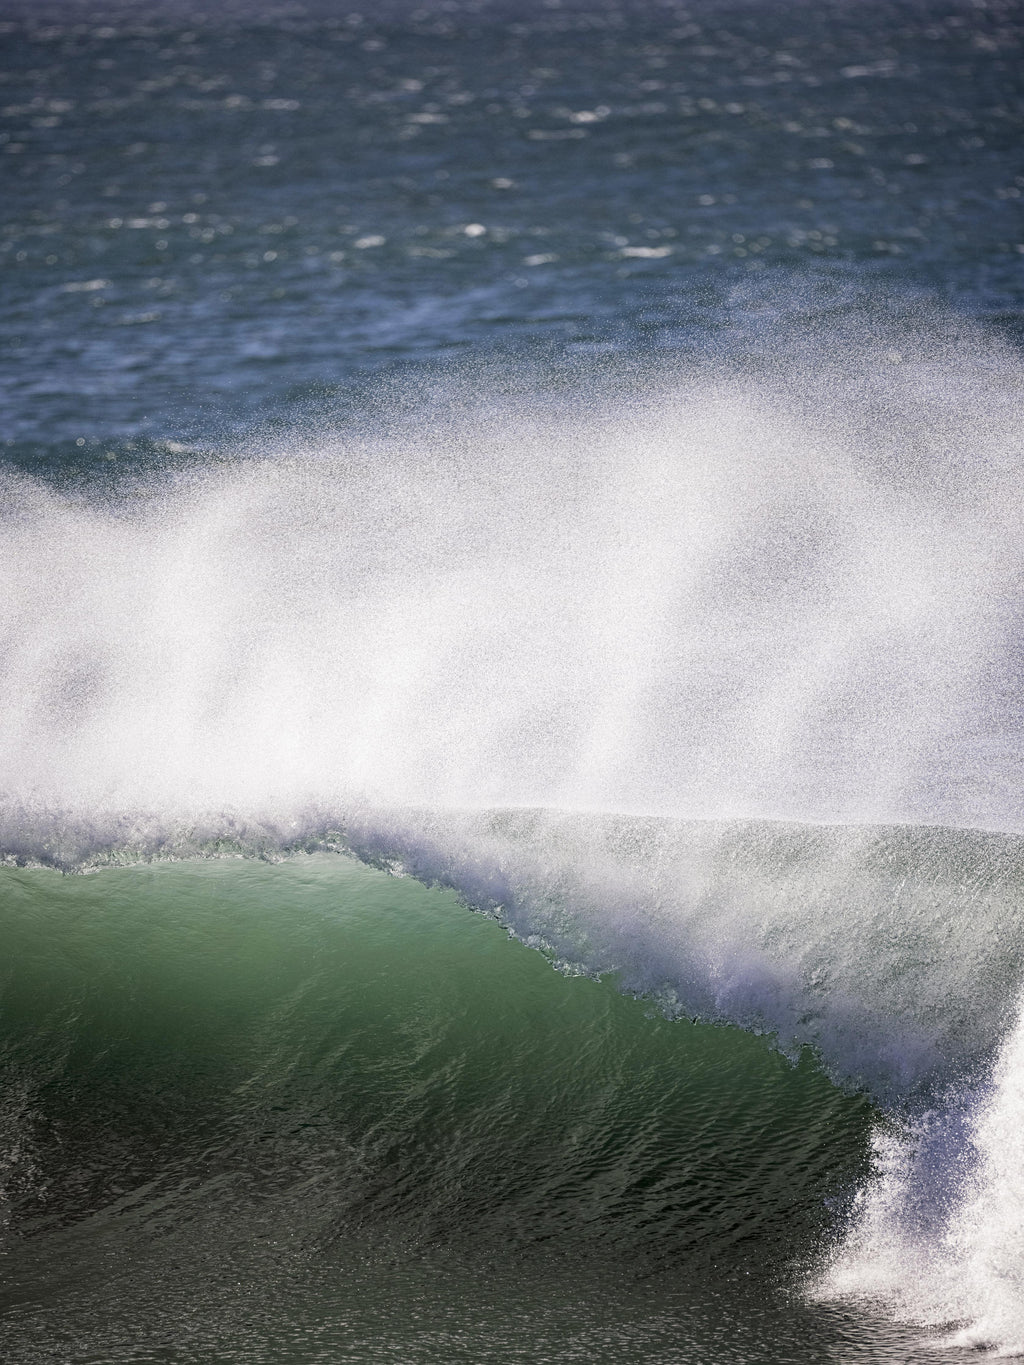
[3,328,1024,1356]
[0,855,881,1363]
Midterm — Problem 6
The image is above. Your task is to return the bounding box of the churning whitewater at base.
[3,320,1024,1359]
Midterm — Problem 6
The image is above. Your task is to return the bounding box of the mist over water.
[4,311,1024,830]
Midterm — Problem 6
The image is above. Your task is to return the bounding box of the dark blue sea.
[1,1,1023,1360]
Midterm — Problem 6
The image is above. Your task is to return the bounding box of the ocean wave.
[4,323,1024,1352]
[3,802,1019,1101]
[9,801,1024,1350]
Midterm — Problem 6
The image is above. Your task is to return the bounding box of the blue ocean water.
[2,0,1021,452]
[2,1,1024,1360]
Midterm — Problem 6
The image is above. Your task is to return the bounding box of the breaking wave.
[3,322,1024,1352]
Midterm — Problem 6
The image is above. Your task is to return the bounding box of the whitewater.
[2,320,1024,1355]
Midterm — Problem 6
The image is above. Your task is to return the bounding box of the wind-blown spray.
[2,326,1022,827]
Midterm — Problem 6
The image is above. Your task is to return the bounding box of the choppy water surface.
[2,0,1021,450]
[2,0,1024,1360]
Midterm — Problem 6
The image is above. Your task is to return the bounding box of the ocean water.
[2,0,1024,1360]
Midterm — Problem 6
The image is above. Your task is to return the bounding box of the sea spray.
[947,1004,1024,1353]
[1,324,1023,827]
[816,998,1024,1354]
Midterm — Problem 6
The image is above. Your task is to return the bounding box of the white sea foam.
[816,1000,1024,1354]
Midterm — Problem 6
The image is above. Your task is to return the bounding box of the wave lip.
[2,802,1021,1099]
[0,802,350,874]
[340,807,1024,1098]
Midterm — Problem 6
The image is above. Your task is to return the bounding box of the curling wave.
[2,805,1024,1352]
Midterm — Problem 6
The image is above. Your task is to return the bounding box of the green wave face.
[0,853,915,1364]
